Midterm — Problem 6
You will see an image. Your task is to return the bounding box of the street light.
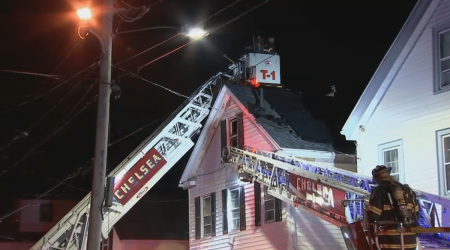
[186,27,208,38]
[77,8,92,20]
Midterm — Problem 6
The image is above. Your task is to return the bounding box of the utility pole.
[86,0,113,249]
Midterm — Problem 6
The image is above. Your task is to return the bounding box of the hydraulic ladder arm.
[31,73,224,250]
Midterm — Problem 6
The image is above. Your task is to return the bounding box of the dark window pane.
[441,31,450,59]
[204,215,211,225]
[265,200,274,210]
[230,137,238,147]
[442,71,450,88]
[444,136,450,163]
[446,165,450,192]
[265,211,275,221]
[231,120,238,136]
[204,225,211,235]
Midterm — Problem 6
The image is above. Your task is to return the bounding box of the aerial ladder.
[31,73,223,250]
[223,146,450,250]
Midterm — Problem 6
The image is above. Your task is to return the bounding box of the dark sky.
[0,0,417,236]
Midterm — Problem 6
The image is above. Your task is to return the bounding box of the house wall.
[17,199,78,233]
[188,96,347,249]
[0,242,35,250]
[355,0,450,194]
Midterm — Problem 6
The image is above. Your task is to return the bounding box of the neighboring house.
[179,83,356,250]
[340,0,450,196]
[0,194,189,250]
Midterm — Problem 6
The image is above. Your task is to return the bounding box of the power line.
[136,0,270,72]
[109,113,171,146]
[0,170,81,222]
[113,65,189,98]
[1,74,94,152]
[0,69,63,80]
[115,0,243,67]
[0,95,98,178]
[0,63,97,114]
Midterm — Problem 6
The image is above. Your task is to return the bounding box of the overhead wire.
[0,63,97,114]
[0,167,82,222]
[1,72,94,152]
[109,113,171,146]
[0,95,98,178]
[115,0,244,67]
[136,0,270,72]
[113,65,189,98]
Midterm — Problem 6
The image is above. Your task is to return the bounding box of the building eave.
[341,0,436,141]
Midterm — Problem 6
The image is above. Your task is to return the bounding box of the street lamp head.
[187,28,208,38]
[77,8,92,20]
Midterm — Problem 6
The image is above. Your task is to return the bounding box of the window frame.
[227,187,240,231]
[433,22,450,94]
[437,128,450,196]
[201,195,212,237]
[378,139,404,183]
[228,117,238,148]
[263,186,275,223]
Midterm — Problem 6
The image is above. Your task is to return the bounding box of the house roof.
[340,0,438,140]
[179,83,347,185]
[226,83,332,151]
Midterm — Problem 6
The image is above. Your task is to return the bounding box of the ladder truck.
[31,52,450,250]
[31,73,223,250]
[223,146,450,249]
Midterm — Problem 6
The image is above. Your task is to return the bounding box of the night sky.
[0,0,417,238]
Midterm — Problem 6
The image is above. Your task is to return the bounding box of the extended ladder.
[31,73,223,250]
[224,146,450,248]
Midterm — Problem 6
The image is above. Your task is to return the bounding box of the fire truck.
[31,53,450,250]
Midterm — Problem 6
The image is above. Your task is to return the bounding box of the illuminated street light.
[187,28,208,38]
[77,8,92,20]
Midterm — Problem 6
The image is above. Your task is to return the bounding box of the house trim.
[433,21,450,94]
[377,139,405,183]
[179,86,281,187]
[437,128,450,196]
[179,87,227,187]
[341,0,436,141]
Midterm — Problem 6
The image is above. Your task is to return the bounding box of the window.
[220,113,244,153]
[229,119,238,147]
[229,188,240,230]
[39,203,53,222]
[437,129,450,196]
[222,186,245,233]
[378,140,404,183]
[194,193,216,239]
[202,196,212,236]
[434,23,450,93]
[263,186,275,222]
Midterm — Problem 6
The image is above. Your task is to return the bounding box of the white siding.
[356,0,450,194]
[188,95,346,249]
[287,205,347,250]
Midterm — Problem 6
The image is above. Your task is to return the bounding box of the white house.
[341,0,450,196]
[179,82,356,250]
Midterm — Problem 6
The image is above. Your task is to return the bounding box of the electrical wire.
[1,73,93,152]
[115,34,179,66]
[109,113,171,146]
[115,0,244,67]
[113,65,189,98]
[0,95,98,178]
[0,168,81,222]
[0,69,62,80]
[0,63,97,114]
[136,0,270,72]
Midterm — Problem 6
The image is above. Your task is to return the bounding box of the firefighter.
[368,165,420,250]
